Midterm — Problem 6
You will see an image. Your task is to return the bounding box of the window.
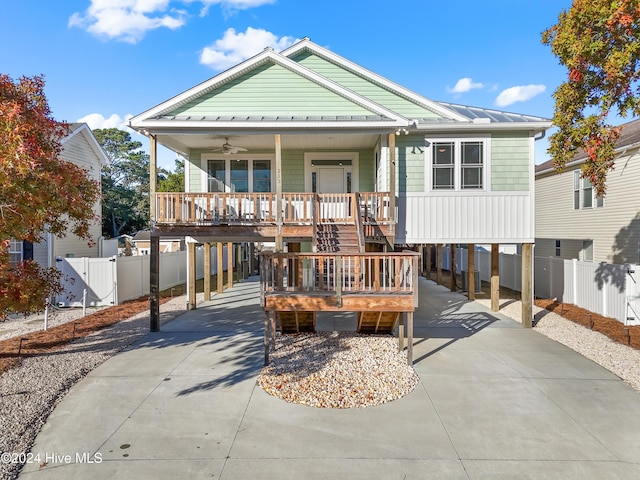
[555,240,561,257]
[9,240,22,266]
[573,170,603,209]
[206,158,271,193]
[430,139,485,190]
[582,240,593,261]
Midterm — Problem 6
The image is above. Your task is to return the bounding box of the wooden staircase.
[276,311,316,333]
[357,311,401,334]
[314,222,362,253]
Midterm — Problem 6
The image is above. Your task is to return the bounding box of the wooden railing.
[154,192,394,225]
[259,252,419,307]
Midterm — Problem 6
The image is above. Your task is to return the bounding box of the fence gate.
[55,257,118,307]
[625,265,640,325]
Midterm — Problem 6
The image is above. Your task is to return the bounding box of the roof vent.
[473,118,491,124]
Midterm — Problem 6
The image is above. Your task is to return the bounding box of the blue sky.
[1,0,574,170]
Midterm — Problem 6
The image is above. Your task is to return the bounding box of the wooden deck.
[260,252,420,365]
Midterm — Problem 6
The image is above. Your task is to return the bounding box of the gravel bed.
[0,294,197,480]
[476,298,640,393]
[259,332,419,408]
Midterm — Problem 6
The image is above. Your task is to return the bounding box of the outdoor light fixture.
[395,128,409,135]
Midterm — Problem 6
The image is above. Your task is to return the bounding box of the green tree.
[0,74,101,318]
[158,159,185,192]
[94,128,165,237]
[542,0,640,196]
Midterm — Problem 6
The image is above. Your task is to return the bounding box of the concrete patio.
[19,277,640,479]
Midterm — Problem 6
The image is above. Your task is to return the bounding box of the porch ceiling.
[156,132,382,156]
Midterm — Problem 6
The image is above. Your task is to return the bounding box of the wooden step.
[277,311,316,334]
[357,311,400,334]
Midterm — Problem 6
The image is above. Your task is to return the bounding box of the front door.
[318,167,347,193]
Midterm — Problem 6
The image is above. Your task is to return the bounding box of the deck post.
[491,243,499,311]
[149,134,157,223]
[264,311,271,365]
[450,244,457,292]
[227,242,233,289]
[204,242,211,302]
[425,244,431,280]
[406,311,413,365]
[188,241,196,310]
[436,244,443,284]
[521,243,533,328]
[217,242,224,293]
[274,134,283,252]
[150,234,160,331]
[468,243,475,300]
[388,133,396,224]
[398,313,404,352]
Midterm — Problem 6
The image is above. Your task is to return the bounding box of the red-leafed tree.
[0,74,101,318]
[542,0,640,196]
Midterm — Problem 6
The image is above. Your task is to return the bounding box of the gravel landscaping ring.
[258,332,419,409]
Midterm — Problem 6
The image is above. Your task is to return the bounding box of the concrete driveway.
[19,277,640,479]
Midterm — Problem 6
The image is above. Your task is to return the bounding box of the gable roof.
[61,123,109,165]
[130,38,551,135]
[536,118,640,175]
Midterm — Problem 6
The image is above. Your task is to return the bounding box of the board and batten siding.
[535,149,640,264]
[291,51,442,120]
[168,63,375,118]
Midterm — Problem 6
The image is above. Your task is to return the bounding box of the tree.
[94,128,165,237]
[0,74,101,318]
[158,159,185,192]
[542,0,640,196]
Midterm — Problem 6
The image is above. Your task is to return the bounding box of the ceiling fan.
[213,137,248,155]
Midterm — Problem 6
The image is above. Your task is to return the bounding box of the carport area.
[20,277,640,479]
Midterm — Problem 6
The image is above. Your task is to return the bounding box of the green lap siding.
[291,52,442,120]
[491,133,530,191]
[169,63,374,117]
[395,135,425,192]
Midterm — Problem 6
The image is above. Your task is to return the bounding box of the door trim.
[304,152,359,192]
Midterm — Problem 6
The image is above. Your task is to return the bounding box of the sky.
[1,0,576,170]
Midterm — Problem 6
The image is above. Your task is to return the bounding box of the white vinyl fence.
[55,245,231,307]
[440,246,639,326]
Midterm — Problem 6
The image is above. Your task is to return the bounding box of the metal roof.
[436,101,551,124]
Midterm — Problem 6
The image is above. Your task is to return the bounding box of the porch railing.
[259,252,419,306]
[154,192,393,225]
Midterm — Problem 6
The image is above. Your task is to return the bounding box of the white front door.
[318,167,346,193]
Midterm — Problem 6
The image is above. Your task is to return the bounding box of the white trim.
[61,123,109,165]
[281,38,469,122]
[131,120,404,131]
[201,153,275,193]
[130,48,408,129]
[424,136,491,192]
[304,152,359,192]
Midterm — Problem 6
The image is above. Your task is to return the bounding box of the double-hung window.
[430,139,486,190]
[573,170,603,209]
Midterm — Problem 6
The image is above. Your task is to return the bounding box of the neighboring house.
[10,123,106,268]
[131,230,185,255]
[535,118,640,264]
[130,38,551,339]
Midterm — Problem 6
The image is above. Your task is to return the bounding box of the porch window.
[207,158,271,193]
[208,159,226,192]
[430,139,485,190]
[9,239,22,266]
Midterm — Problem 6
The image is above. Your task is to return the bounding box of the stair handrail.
[354,192,365,253]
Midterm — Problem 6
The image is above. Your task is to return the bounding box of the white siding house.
[18,123,106,268]
[535,119,640,264]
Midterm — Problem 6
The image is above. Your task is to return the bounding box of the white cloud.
[186,0,276,16]
[68,0,187,43]
[495,84,546,107]
[447,77,484,94]
[200,27,299,71]
[77,113,133,131]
